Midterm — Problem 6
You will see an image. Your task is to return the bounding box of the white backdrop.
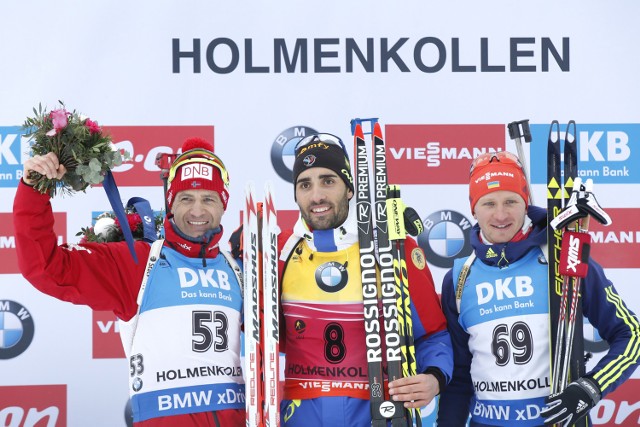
[1,2,639,426]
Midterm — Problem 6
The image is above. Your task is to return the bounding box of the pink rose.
[85,118,101,135]
[46,109,69,136]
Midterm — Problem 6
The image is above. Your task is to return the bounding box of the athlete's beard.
[300,193,350,231]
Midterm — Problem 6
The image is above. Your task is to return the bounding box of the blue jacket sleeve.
[582,258,640,397]
[437,269,473,427]
[415,329,453,385]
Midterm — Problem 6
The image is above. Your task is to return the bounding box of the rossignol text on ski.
[352,118,424,427]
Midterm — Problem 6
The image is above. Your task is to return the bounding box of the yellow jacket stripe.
[592,286,640,391]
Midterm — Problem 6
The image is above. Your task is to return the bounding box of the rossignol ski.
[353,118,423,426]
[244,182,281,427]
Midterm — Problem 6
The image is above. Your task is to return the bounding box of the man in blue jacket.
[437,151,639,427]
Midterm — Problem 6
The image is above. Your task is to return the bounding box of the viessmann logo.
[384,124,505,184]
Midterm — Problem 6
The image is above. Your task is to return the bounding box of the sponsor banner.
[0,127,30,188]
[93,310,125,359]
[0,384,67,426]
[592,379,640,426]
[529,123,639,185]
[0,126,214,189]
[588,208,640,269]
[238,209,299,233]
[0,213,67,274]
[107,126,214,187]
[385,124,505,184]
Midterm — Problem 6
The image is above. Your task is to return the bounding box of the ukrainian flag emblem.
[487,181,500,189]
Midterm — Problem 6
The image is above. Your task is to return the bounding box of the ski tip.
[353,122,364,139]
[373,121,383,138]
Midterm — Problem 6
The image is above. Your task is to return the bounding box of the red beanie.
[166,137,229,211]
[469,151,529,213]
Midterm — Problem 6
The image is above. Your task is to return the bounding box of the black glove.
[541,377,601,427]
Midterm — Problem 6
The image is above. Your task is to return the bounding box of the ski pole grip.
[507,119,532,142]
[386,185,406,240]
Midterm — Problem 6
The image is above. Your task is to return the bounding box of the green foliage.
[22,101,130,197]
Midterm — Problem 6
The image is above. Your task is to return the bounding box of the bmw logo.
[132,377,143,392]
[315,262,348,293]
[0,300,35,360]
[417,210,473,269]
[270,126,318,182]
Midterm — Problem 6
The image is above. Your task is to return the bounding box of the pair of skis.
[546,121,611,425]
[352,118,422,427]
[244,182,280,427]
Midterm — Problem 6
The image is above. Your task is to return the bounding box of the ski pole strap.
[103,170,138,263]
[551,178,612,230]
[403,206,424,237]
[127,197,158,243]
[578,179,612,226]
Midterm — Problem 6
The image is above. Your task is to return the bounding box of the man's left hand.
[388,373,439,409]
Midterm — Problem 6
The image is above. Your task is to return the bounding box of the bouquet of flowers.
[22,101,128,196]
[77,208,164,243]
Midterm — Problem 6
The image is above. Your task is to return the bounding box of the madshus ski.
[352,118,422,426]
[244,182,280,427]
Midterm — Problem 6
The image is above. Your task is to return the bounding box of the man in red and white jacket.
[13,137,245,426]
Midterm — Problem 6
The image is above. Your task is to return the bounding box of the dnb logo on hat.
[270,126,318,182]
[315,262,348,293]
[417,210,473,269]
[0,300,35,359]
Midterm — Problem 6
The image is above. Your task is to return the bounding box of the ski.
[562,121,588,404]
[353,122,393,427]
[547,120,591,427]
[244,182,281,427]
[244,182,264,427]
[371,122,413,427]
[262,182,280,427]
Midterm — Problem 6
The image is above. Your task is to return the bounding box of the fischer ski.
[547,121,611,427]
[244,182,281,427]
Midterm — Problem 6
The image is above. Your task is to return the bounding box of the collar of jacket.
[471,205,548,267]
[162,217,222,259]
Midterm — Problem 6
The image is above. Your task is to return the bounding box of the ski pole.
[387,184,422,427]
[508,119,534,205]
[551,178,612,392]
